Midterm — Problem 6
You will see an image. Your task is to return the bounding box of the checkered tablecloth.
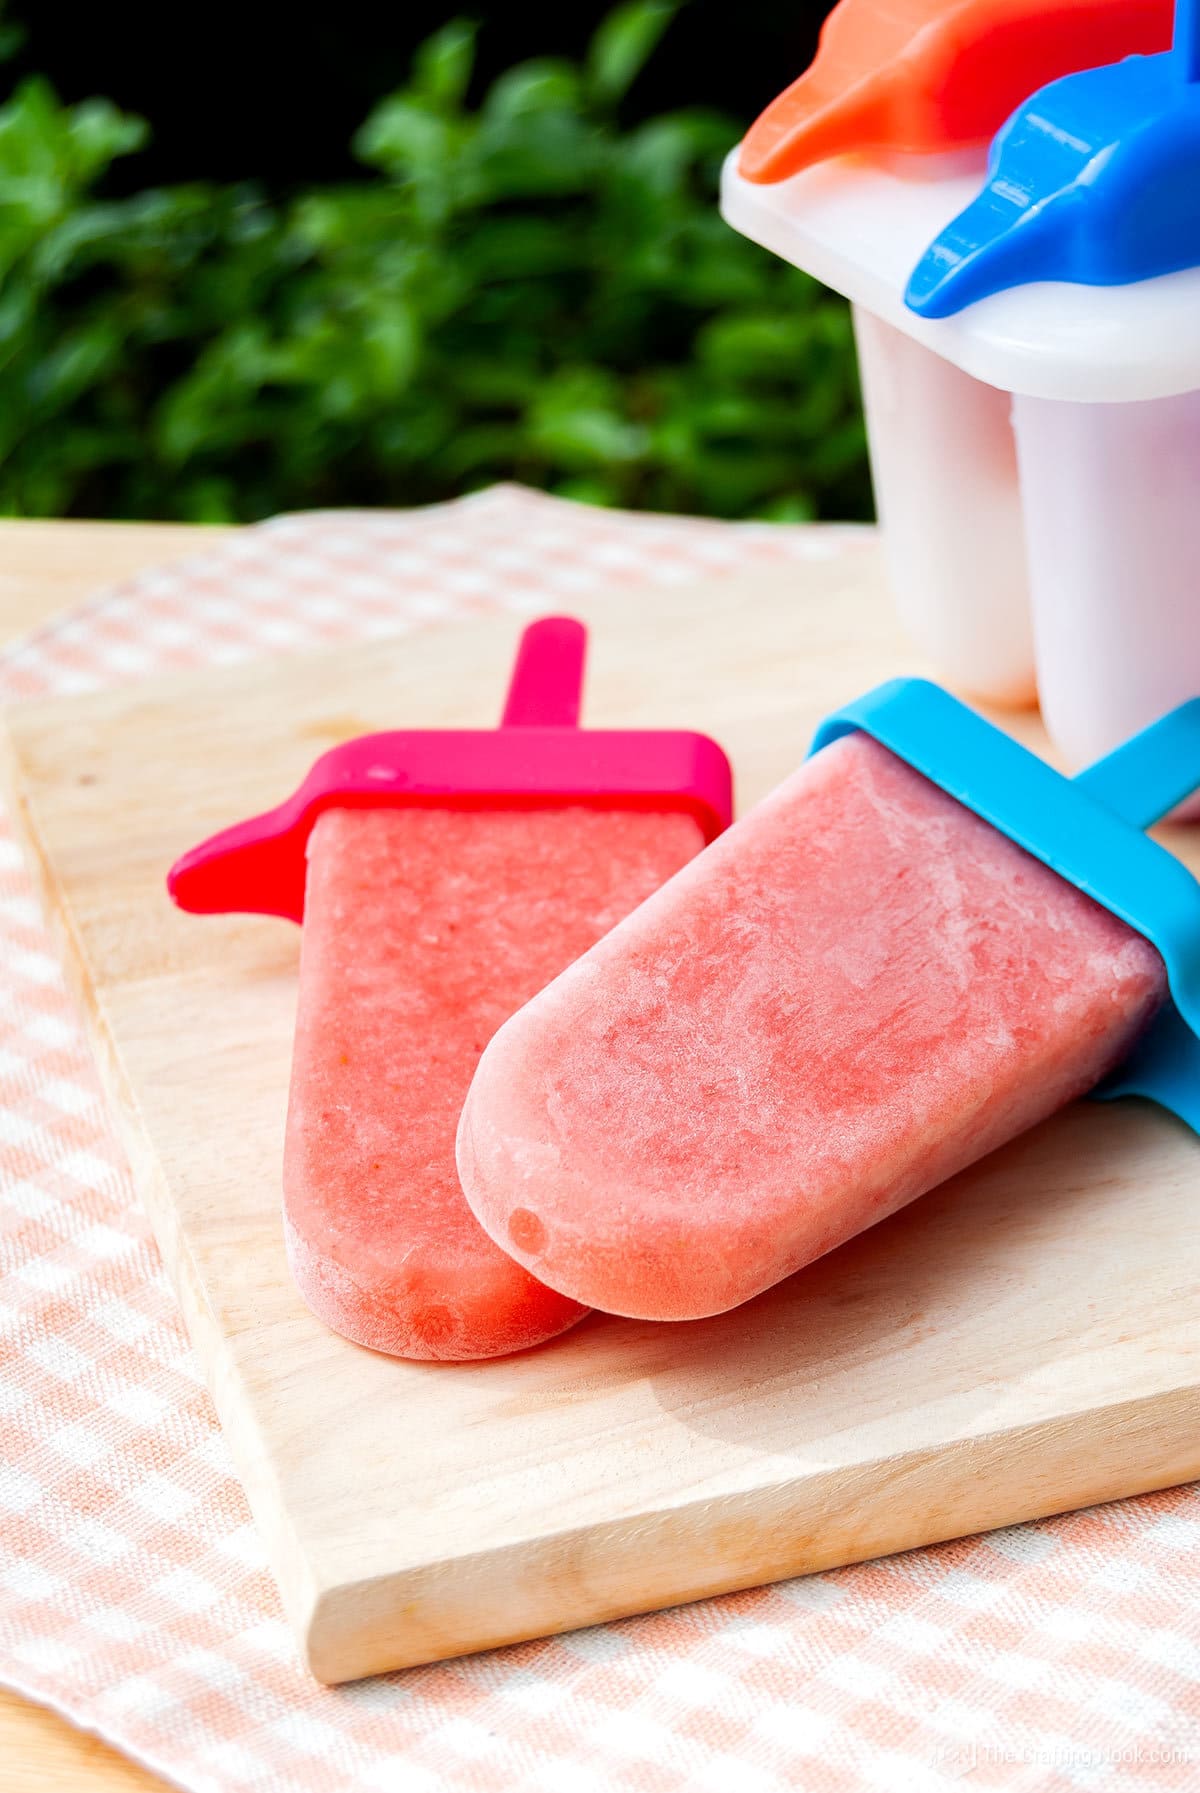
[0,488,1197,1793]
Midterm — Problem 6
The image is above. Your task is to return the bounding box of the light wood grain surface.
[0,521,234,645]
[0,523,224,1793]
[3,539,1199,1688]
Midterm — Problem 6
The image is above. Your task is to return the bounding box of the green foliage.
[0,3,868,522]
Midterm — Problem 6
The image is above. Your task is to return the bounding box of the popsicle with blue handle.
[457,684,1200,1323]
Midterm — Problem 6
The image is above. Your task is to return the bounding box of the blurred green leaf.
[528,367,649,470]
[412,18,478,109]
[587,1,678,107]
[0,6,870,525]
[353,97,451,177]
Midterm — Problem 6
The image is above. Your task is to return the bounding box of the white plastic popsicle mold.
[721,152,1200,754]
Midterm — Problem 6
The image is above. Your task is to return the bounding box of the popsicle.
[737,0,1171,184]
[457,682,1200,1323]
[168,618,732,1359]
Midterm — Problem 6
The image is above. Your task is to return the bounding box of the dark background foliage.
[0,0,869,525]
[8,2,831,185]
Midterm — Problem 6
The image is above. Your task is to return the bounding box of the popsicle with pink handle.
[457,681,1200,1324]
[169,618,731,1359]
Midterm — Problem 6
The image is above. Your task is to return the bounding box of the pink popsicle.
[457,732,1168,1322]
[285,802,705,1359]
[168,616,732,1361]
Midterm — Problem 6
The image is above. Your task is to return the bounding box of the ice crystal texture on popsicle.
[458,734,1166,1321]
[285,804,704,1358]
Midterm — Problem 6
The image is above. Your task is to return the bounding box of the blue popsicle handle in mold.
[904,0,1200,319]
[1178,0,1200,82]
[808,679,1200,1130]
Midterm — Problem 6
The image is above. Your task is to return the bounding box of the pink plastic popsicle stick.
[166,616,733,924]
[501,616,585,727]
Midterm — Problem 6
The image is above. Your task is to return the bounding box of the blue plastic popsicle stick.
[1073,697,1200,829]
[904,0,1200,320]
[808,680,1200,1131]
[1072,693,1200,1126]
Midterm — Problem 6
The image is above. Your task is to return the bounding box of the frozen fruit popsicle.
[168,618,732,1359]
[284,802,706,1358]
[457,682,1200,1324]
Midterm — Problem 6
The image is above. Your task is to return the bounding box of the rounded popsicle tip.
[454,901,812,1325]
[456,1049,754,1323]
[282,1209,588,1361]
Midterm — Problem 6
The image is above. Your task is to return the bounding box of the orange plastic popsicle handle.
[738,0,1171,182]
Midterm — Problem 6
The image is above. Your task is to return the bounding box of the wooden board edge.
[0,712,325,1660]
[303,1379,1200,1682]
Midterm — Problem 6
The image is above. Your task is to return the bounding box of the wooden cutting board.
[3,547,1199,1685]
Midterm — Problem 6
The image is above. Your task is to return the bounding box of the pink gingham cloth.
[0,488,1197,1793]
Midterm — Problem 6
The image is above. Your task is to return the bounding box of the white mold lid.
[721,147,1200,403]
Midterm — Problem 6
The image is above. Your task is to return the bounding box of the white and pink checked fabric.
[1,487,1198,1793]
